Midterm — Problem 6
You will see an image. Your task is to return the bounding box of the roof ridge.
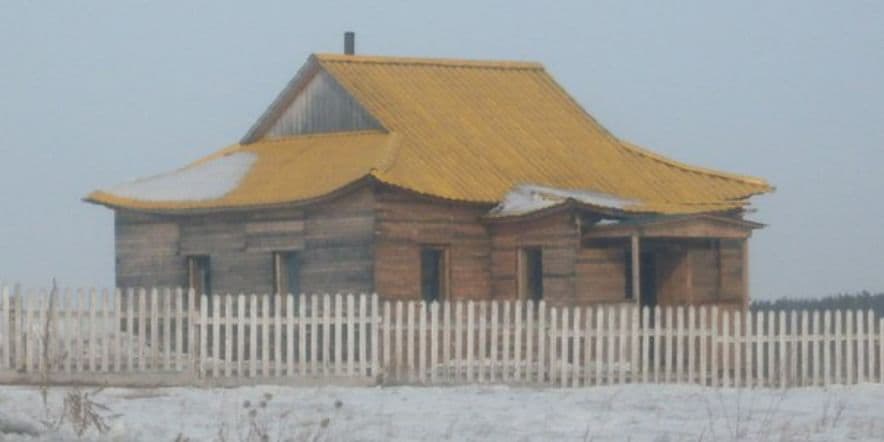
[618,140,773,190]
[314,53,544,70]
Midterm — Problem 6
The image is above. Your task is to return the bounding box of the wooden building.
[86,43,773,309]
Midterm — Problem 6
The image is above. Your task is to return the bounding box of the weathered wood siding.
[490,211,579,305]
[576,239,628,304]
[115,211,185,289]
[374,187,492,301]
[115,187,375,295]
[264,70,382,139]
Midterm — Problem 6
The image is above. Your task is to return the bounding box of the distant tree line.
[751,291,884,316]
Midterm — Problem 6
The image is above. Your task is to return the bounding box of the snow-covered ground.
[1,383,884,441]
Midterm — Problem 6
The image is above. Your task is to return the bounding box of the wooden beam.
[631,235,640,305]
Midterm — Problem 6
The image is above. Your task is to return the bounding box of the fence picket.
[676,307,685,384]
[514,301,523,383]
[575,306,583,387]
[310,295,318,376]
[98,289,109,373]
[879,318,884,383]
[359,295,368,377]
[641,306,649,384]
[525,301,534,384]
[687,305,697,384]
[490,301,498,383]
[172,288,182,373]
[210,295,220,377]
[834,310,842,384]
[347,294,355,376]
[607,306,616,385]
[619,306,628,385]
[322,294,332,377]
[812,310,821,386]
[0,287,6,370]
[857,310,865,384]
[287,295,295,377]
[226,295,234,377]
[198,295,208,379]
[298,296,306,376]
[765,310,774,387]
[273,294,282,377]
[455,301,464,383]
[419,302,427,384]
[538,301,546,384]
[734,310,742,387]
[822,310,832,386]
[249,295,258,378]
[722,310,730,388]
[559,307,568,387]
[371,294,379,378]
[846,311,854,385]
[430,301,439,384]
[396,301,405,381]
[502,301,510,383]
[334,294,343,376]
[800,310,809,386]
[187,289,196,373]
[549,307,558,386]
[583,307,592,386]
[867,310,875,384]
[656,306,664,384]
[442,301,451,381]
[238,294,246,377]
[596,306,604,385]
[745,311,754,387]
[665,306,673,384]
[407,301,416,382]
[465,301,474,382]
[478,302,487,383]
[710,306,719,387]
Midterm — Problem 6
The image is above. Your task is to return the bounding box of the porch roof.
[582,214,764,240]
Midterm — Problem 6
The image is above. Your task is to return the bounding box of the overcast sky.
[1,1,882,299]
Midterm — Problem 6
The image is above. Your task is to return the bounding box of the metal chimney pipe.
[344,32,355,55]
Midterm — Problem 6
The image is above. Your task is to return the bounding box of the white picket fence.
[1,286,883,388]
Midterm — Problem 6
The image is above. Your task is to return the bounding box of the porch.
[580,214,763,308]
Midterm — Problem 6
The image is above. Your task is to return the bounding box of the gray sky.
[1,1,882,299]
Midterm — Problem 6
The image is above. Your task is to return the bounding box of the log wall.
[490,211,580,305]
[373,187,492,301]
[115,187,375,295]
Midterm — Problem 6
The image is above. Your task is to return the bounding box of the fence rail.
[1,286,882,388]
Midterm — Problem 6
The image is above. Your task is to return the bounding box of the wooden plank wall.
[490,211,579,305]
[115,187,376,295]
[374,187,492,301]
[576,239,628,304]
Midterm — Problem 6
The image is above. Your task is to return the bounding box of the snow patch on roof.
[106,152,257,202]
[488,184,638,217]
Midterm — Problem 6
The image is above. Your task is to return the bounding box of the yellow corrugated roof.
[87,53,772,214]
[86,131,395,210]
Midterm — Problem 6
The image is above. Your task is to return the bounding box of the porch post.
[742,239,750,309]
[631,234,640,304]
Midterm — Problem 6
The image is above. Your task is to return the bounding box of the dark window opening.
[273,251,301,297]
[420,247,447,303]
[273,251,301,313]
[187,255,211,297]
[625,248,633,300]
[519,247,543,302]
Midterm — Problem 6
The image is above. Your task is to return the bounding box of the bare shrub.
[211,392,338,442]
[46,387,111,437]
